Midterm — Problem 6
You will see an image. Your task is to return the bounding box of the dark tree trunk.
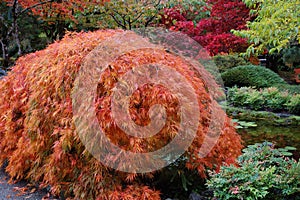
[0,39,9,70]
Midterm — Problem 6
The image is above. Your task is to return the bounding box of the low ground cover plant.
[223,105,300,126]
[207,142,300,200]
[227,86,300,114]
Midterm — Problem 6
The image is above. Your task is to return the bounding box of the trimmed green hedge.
[221,65,286,88]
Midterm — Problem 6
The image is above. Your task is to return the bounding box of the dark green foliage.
[275,84,300,94]
[207,142,300,200]
[282,46,300,68]
[223,105,300,126]
[213,54,250,73]
[221,65,286,88]
[262,88,290,111]
[227,87,266,111]
[198,53,249,87]
[0,1,49,69]
[154,156,208,199]
[227,86,300,114]
[285,95,300,115]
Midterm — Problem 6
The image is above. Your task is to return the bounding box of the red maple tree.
[0,30,243,199]
[163,0,250,55]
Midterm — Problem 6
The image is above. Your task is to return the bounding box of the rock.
[0,69,6,77]
[189,192,205,200]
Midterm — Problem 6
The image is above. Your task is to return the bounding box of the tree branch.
[145,14,156,27]
[12,0,22,55]
[18,0,55,16]
[109,13,126,29]
[0,40,5,62]
[130,12,144,24]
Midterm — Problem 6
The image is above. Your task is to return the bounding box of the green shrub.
[227,87,251,108]
[244,89,265,111]
[223,105,300,126]
[198,54,250,85]
[227,86,300,114]
[227,87,265,111]
[221,65,286,88]
[276,84,300,94]
[207,142,300,200]
[285,94,300,114]
[261,88,291,112]
[213,54,250,73]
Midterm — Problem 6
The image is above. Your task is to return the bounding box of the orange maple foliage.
[4,0,108,22]
[0,30,242,199]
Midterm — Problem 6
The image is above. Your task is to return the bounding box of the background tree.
[159,0,210,28]
[102,0,162,29]
[1,0,204,70]
[233,0,300,56]
[0,0,102,70]
[0,0,57,70]
[165,0,251,55]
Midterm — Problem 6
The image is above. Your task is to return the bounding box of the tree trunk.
[0,39,9,70]
[12,0,22,56]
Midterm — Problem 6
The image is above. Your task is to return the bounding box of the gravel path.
[0,165,58,200]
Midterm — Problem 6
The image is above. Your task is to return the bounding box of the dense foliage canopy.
[0,30,243,199]
[233,0,300,56]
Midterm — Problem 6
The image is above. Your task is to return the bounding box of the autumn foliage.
[5,0,105,20]
[163,0,250,55]
[0,30,242,199]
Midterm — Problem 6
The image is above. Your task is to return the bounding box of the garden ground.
[0,165,57,200]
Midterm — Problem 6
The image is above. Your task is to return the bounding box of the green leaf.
[281,152,293,156]
[284,146,297,151]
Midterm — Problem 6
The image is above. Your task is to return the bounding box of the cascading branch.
[0,30,242,199]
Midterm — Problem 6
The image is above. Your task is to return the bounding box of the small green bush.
[276,84,300,94]
[227,86,300,114]
[221,65,286,88]
[261,88,290,111]
[227,87,250,107]
[244,89,265,111]
[207,142,300,200]
[213,54,250,73]
[285,94,300,114]
[223,105,300,126]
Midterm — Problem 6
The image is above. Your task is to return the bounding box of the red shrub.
[162,0,250,55]
[0,30,242,199]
